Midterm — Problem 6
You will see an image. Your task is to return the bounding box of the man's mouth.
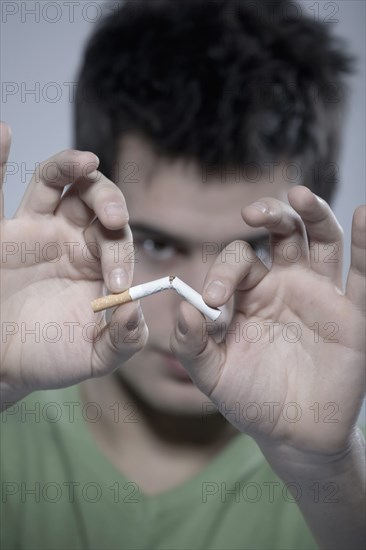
[158,351,193,382]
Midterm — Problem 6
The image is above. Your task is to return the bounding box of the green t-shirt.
[1,386,317,550]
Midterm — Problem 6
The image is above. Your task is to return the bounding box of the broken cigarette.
[91,275,222,321]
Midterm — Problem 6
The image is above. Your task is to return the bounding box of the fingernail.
[177,310,188,335]
[126,306,142,331]
[109,268,129,291]
[249,202,269,214]
[204,280,227,301]
[105,203,128,218]
[87,170,101,182]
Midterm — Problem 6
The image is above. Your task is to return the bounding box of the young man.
[1,1,365,549]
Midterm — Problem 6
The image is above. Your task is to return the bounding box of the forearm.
[258,428,366,550]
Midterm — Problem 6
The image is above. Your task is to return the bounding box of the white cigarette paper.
[128,276,171,300]
[91,275,222,321]
[171,277,221,320]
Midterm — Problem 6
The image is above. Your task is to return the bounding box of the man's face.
[113,136,289,415]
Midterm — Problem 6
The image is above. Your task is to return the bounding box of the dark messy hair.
[74,0,354,202]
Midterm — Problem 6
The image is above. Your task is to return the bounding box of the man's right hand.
[0,122,148,410]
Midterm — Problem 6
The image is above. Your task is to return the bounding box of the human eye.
[142,238,175,260]
[135,236,182,262]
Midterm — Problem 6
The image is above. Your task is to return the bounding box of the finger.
[242,198,309,268]
[288,186,343,287]
[202,240,268,308]
[54,184,94,228]
[0,122,12,218]
[346,205,366,311]
[15,149,99,218]
[84,220,134,293]
[170,301,225,397]
[92,301,148,378]
[56,170,128,230]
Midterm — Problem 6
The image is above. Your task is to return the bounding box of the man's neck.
[79,374,238,495]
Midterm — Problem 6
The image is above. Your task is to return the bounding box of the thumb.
[91,301,149,377]
[170,301,225,396]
